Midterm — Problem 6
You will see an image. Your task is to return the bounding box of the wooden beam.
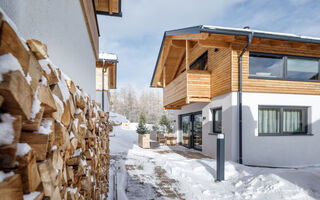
[198,39,231,48]
[153,39,172,86]
[108,0,113,14]
[171,40,185,48]
[163,65,166,88]
[169,49,185,82]
[186,40,191,71]
[168,33,209,41]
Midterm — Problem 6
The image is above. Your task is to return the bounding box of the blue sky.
[97,0,320,91]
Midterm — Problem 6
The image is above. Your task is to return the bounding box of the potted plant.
[137,112,150,148]
[159,115,176,145]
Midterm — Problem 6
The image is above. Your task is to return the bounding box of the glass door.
[181,115,191,148]
[193,113,202,150]
[180,112,202,150]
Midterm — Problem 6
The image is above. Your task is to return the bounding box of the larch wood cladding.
[233,50,320,95]
[163,71,187,107]
[209,48,233,98]
[163,70,210,108]
[187,70,211,101]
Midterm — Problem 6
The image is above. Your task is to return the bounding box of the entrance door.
[180,112,202,150]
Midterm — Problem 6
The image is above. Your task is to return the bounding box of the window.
[249,54,284,78]
[212,108,222,133]
[287,58,319,80]
[190,51,208,70]
[249,52,320,81]
[258,106,309,136]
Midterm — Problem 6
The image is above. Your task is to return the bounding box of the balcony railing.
[163,70,211,109]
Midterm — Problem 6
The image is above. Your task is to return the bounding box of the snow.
[67,187,77,194]
[72,148,82,157]
[30,85,41,119]
[23,191,40,200]
[70,132,75,139]
[58,75,71,102]
[53,94,63,113]
[38,59,53,74]
[16,143,31,156]
[202,25,320,41]
[109,122,320,200]
[26,73,32,84]
[75,108,82,114]
[109,112,128,124]
[37,119,53,134]
[99,53,118,62]
[51,145,57,151]
[0,171,14,183]
[0,7,18,32]
[41,75,48,86]
[0,114,16,146]
[0,53,25,82]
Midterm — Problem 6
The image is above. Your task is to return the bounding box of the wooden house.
[150,25,320,167]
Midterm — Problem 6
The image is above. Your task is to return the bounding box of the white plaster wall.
[173,92,238,161]
[202,92,238,161]
[242,92,320,167]
[0,0,96,98]
[95,91,110,112]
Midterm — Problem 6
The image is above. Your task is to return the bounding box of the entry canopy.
[150,25,320,88]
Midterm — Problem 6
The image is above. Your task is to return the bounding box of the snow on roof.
[202,25,320,42]
[99,53,118,62]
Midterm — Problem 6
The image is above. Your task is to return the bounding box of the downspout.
[102,60,105,111]
[238,32,253,164]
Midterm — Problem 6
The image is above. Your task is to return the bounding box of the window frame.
[249,52,320,82]
[258,105,311,136]
[189,51,208,70]
[212,107,222,134]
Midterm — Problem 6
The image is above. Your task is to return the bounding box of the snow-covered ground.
[108,124,320,200]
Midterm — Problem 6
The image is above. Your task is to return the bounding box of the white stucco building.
[151,25,320,167]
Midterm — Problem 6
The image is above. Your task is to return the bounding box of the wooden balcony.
[163,70,211,109]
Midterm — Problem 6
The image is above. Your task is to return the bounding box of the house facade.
[0,0,121,110]
[150,25,320,167]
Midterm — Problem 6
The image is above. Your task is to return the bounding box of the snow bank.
[0,114,16,146]
[109,112,128,124]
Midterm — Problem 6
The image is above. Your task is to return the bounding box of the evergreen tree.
[136,112,148,134]
[159,115,172,133]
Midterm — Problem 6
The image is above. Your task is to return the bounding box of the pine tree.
[159,115,172,133]
[136,112,148,134]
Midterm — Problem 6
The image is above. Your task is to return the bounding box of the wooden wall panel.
[231,50,320,95]
[209,48,233,98]
[187,70,211,100]
[163,72,187,106]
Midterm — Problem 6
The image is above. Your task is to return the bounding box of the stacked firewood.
[0,11,111,199]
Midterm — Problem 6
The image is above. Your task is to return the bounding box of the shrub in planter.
[137,112,150,148]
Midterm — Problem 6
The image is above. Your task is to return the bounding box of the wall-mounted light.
[214,48,219,52]
[203,116,206,120]
[173,120,176,123]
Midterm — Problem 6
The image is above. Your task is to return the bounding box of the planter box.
[138,134,150,149]
[164,133,177,146]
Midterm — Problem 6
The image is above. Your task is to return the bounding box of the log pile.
[0,11,111,199]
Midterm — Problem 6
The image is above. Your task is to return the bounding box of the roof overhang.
[150,25,320,87]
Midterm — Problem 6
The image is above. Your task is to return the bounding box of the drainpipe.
[238,32,253,164]
[102,60,106,111]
